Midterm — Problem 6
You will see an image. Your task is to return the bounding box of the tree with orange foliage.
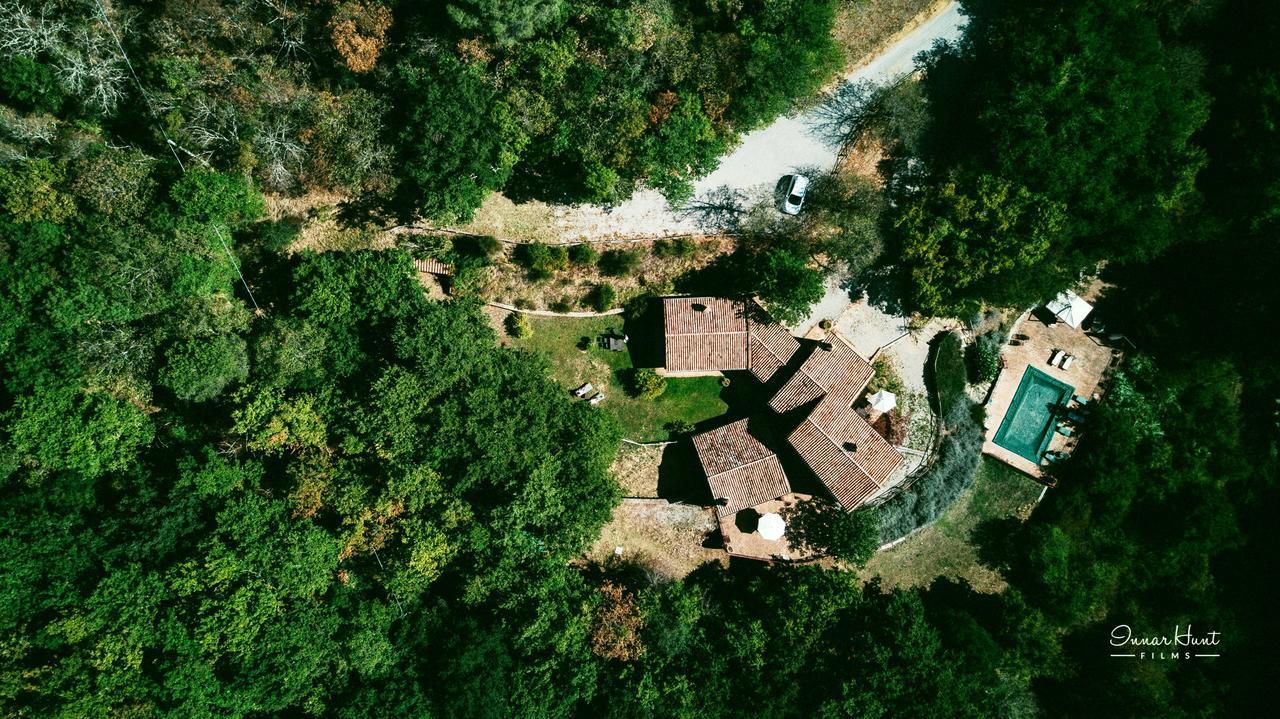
[330,1,393,73]
[590,581,645,661]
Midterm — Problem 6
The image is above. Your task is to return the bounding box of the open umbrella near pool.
[758,512,786,541]
[1046,291,1093,329]
[869,390,897,412]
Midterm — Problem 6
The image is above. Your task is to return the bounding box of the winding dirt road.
[552,1,967,240]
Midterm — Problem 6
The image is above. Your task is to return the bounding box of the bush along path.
[487,302,625,318]
[390,224,735,246]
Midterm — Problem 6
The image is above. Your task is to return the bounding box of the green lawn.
[860,457,1044,593]
[507,314,729,442]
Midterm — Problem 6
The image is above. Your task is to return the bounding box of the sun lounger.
[572,382,594,398]
[1060,354,1075,369]
[587,392,605,405]
[1049,349,1065,366]
[1073,395,1089,406]
[1056,425,1074,437]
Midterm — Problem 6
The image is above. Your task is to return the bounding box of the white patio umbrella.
[869,389,897,412]
[758,512,786,541]
[1046,291,1093,329]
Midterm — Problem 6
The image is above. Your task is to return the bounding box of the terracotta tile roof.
[693,419,791,518]
[748,321,801,383]
[769,331,874,413]
[415,257,454,275]
[788,395,902,510]
[663,297,749,371]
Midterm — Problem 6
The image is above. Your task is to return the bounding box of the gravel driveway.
[553,1,966,240]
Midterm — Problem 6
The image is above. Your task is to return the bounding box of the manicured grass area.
[860,457,1044,593]
[507,314,729,442]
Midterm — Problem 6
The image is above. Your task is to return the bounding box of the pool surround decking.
[982,300,1117,478]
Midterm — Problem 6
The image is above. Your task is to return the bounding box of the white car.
[782,174,809,215]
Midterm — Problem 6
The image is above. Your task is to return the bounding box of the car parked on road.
[781,174,809,214]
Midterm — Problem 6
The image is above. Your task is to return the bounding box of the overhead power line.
[94,0,261,312]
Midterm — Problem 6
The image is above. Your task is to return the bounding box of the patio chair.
[1049,349,1065,366]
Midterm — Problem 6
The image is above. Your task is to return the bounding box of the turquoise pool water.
[994,366,1074,462]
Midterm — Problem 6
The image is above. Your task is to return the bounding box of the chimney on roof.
[692,303,708,313]
[820,342,834,351]
[843,442,858,453]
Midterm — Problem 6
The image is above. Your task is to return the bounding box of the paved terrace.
[982,309,1119,477]
[720,492,816,562]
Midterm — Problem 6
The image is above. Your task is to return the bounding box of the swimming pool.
[993,366,1074,463]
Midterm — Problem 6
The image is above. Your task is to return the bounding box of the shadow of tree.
[676,185,749,232]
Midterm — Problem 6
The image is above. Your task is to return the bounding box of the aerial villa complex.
[982,289,1124,480]
[662,297,903,561]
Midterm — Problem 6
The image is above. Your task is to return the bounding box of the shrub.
[819,318,833,331]
[504,313,532,338]
[456,234,502,257]
[588,283,617,312]
[568,243,599,266]
[549,297,573,313]
[652,238,696,259]
[450,254,492,296]
[719,376,731,387]
[932,331,968,417]
[514,242,569,280]
[967,332,1003,384]
[599,248,643,276]
[257,220,301,254]
[665,419,695,436]
[867,355,905,396]
[629,368,667,399]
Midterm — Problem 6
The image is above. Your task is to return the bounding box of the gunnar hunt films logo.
[1109,624,1221,659]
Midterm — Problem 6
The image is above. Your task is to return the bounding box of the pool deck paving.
[983,307,1118,478]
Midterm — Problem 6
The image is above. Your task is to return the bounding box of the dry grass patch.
[837,133,887,185]
[586,500,724,580]
[263,191,394,255]
[834,0,945,72]
[460,192,560,243]
[611,443,665,498]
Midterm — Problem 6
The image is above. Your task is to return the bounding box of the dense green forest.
[2,0,1277,716]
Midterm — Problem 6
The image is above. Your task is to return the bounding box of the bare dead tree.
[0,106,57,145]
[56,25,129,113]
[0,0,65,57]
[254,118,306,191]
